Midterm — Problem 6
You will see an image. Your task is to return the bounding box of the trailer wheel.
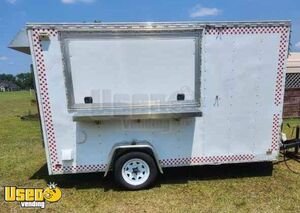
[114,152,158,190]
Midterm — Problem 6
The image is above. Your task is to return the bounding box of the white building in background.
[0,80,20,92]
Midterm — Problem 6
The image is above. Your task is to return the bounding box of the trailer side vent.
[177,94,185,101]
[84,96,93,104]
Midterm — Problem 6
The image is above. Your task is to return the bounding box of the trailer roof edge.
[25,20,291,29]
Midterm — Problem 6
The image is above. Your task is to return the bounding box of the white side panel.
[29,29,77,173]
[28,30,53,174]
[29,24,289,175]
[40,37,77,166]
[202,33,281,156]
[75,118,202,165]
[68,38,196,104]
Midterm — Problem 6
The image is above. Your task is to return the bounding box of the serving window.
[60,30,202,119]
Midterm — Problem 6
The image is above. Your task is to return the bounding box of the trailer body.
[10,21,290,180]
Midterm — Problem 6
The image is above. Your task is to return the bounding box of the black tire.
[114,152,158,190]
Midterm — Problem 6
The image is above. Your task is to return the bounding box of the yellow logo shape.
[43,183,62,203]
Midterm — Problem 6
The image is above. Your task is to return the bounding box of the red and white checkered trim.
[269,114,280,152]
[32,28,60,172]
[274,32,289,106]
[159,154,254,166]
[205,26,288,35]
[62,164,107,173]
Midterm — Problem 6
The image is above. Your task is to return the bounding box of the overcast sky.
[0,0,299,74]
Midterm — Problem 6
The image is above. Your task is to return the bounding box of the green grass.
[0,91,300,212]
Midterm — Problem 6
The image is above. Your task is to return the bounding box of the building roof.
[287,52,300,73]
[0,80,20,89]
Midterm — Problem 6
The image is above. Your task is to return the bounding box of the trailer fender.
[104,140,163,177]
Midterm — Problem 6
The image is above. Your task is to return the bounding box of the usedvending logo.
[4,183,62,209]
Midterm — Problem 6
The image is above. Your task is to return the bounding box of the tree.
[15,71,34,89]
[0,74,16,82]
[0,71,34,90]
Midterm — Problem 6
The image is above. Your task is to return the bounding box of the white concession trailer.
[10,21,291,189]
